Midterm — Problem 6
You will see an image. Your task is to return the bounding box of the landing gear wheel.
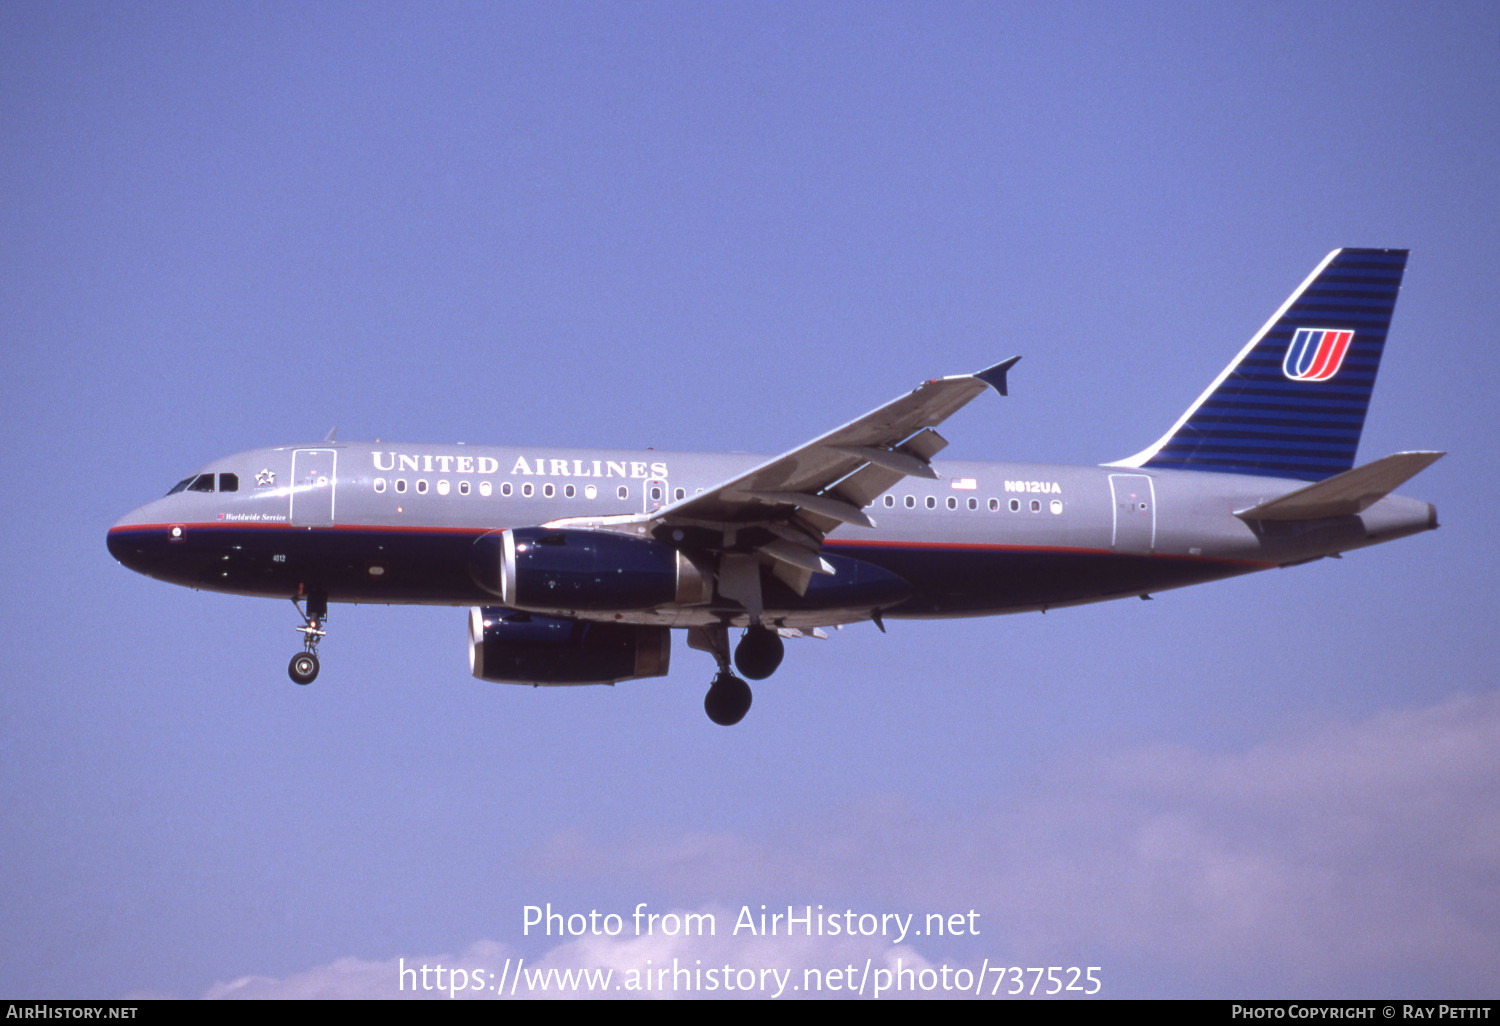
[734,627,784,680]
[704,672,752,726]
[289,652,320,685]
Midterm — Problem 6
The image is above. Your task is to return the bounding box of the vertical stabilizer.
[1114,249,1408,481]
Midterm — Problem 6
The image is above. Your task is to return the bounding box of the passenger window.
[218,473,238,492]
[543,483,555,498]
[500,482,512,497]
[904,495,915,509]
[565,484,576,499]
[480,481,493,497]
[674,487,685,501]
[1030,499,1041,512]
[1009,498,1020,512]
[374,478,387,494]
[437,480,450,496]
[947,496,957,510]
[396,480,407,493]
[988,498,999,512]
[968,497,977,511]
[416,480,429,494]
[925,496,936,510]
[459,481,470,496]
[617,486,629,500]
[883,495,894,508]
[522,483,534,498]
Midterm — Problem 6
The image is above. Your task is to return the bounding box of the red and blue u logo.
[1283,328,1354,382]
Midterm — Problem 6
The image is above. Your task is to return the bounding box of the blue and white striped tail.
[1116,248,1408,481]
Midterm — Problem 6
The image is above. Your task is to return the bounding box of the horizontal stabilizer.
[1235,451,1444,521]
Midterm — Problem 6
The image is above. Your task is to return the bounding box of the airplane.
[107,248,1441,726]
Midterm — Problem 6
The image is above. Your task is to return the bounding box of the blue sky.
[2,1,1497,999]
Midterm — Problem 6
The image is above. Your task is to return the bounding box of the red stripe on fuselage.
[825,538,1273,568]
[108,522,491,537]
[107,522,1275,569]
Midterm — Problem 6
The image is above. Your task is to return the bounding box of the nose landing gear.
[288,594,327,685]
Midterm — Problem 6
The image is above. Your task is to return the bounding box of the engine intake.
[468,607,671,686]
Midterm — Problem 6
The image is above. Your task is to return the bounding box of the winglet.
[975,356,1021,396]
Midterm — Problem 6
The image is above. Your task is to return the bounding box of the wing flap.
[831,445,939,479]
[759,538,836,576]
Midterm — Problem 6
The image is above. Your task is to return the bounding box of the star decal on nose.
[255,469,275,487]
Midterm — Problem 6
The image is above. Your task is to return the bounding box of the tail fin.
[1114,248,1408,481]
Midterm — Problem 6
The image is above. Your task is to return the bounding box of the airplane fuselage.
[107,440,1437,627]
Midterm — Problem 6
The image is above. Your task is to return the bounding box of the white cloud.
[198,922,955,999]
[202,940,515,1000]
[200,692,1500,997]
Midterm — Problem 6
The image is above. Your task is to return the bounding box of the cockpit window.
[166,473,220,495]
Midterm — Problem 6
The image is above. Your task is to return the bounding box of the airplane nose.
[106,507,166,576]
[107,514,145,570]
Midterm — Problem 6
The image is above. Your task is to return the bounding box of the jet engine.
[468,527,711,614]
[468,607,671,686]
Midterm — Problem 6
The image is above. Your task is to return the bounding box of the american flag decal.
[1283,328,1354,382]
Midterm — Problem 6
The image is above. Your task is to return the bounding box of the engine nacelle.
[468,527,710,614]
[468,607,671,686]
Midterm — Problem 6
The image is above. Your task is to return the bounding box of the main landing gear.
[691,624,786,726]
[734,625,784,680]
[704,671,752,727]
[288,594,327,685]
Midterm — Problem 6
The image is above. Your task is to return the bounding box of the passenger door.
[290,448,337,526]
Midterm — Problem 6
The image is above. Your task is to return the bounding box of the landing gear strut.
[288,594,327,685]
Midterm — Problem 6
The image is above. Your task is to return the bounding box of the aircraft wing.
[647,358,1019,590]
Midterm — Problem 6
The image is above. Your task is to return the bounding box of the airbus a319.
[108,249,1441,725]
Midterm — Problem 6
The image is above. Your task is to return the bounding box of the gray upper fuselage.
[108,440,1437,622]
